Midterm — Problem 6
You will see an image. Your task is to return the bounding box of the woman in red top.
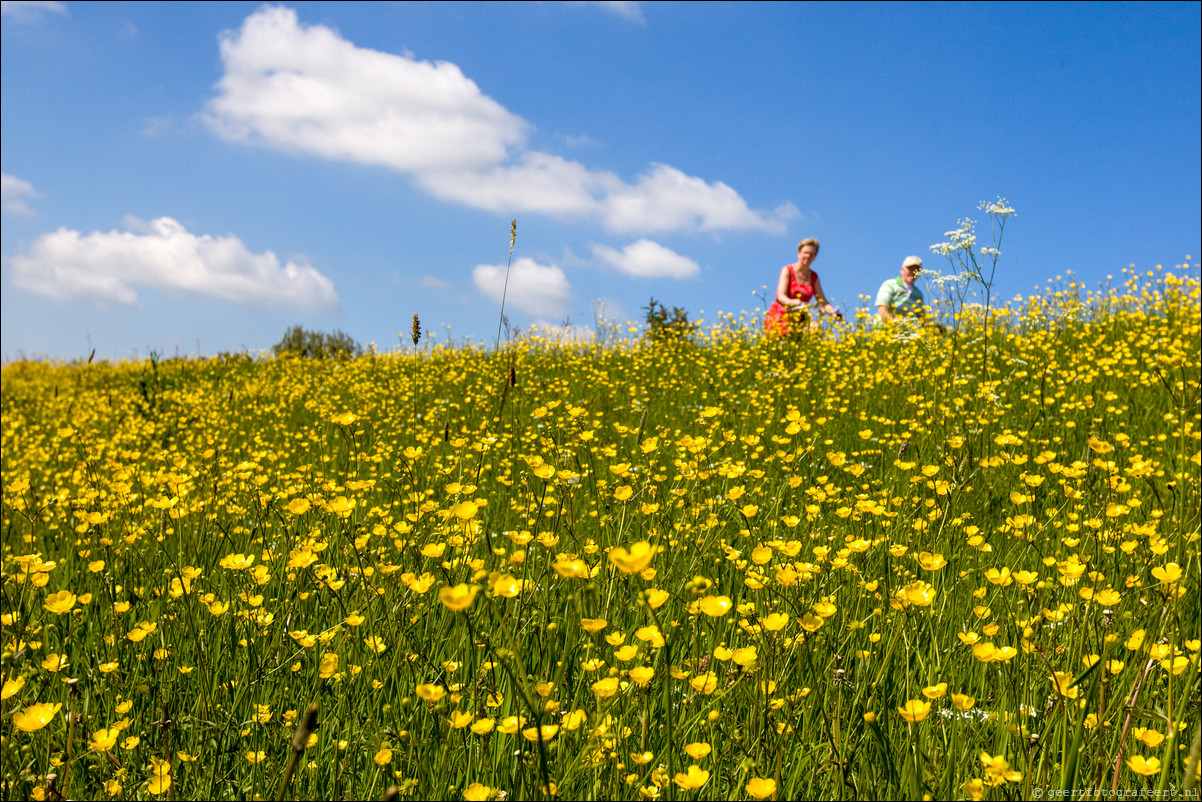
[764,238,838,335]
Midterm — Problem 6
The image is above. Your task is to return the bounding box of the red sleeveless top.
[765,266,817,334]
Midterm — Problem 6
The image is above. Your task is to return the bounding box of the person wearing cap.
[876,256,926,322]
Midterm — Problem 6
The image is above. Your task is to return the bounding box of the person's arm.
[875,280,896,321]
[775,266,797,306]
[811,273,838,316]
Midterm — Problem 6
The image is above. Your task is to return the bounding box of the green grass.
[1,268,1199,801]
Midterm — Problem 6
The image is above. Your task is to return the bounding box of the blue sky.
[2,1,1199,360]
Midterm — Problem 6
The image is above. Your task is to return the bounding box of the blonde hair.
[797,238,820,255]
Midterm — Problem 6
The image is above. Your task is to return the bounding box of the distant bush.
[272,325,362,360]
[643,297,697,342]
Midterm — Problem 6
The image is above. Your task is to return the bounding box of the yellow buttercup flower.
[13,702,62,732]
[799,613,824,632]
[439,584,480,612]
[1151,563,1182,585]
[219,553,254,570]
[979,751,1022,785]
[452,500,479,521]
[917,552,946,571]
[672,765,710,790]
[147,767,172,795]
[609,541,657,574]
[416,683,446,702]
[896,699,930,723]
[463,783,492,801]
[732,645,758,668]
[761,612,789,632]
[643,588,670,608]
[2,676,25,700]
[697,596,732,617]
[562,709,587,730]
[628,666,655,686]
[521,724,559,742]
[1051,672,1078,699]
[746,777,777,799]
[614,645,639,661]
[553,556,590,579]
[41,654,68,672]
[90,727,120,751]
[285,498,311,515]
[493,575,526,597]
[43,590,77,614]
[497,715,526,734]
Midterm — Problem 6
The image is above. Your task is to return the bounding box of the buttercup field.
[2,3,1200,799]
[2,259,1199,799]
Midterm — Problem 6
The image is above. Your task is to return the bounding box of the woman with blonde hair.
[764,238,839,335]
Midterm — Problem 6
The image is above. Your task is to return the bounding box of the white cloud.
[11,216,339,311]
[592,239,699,279]
[417,152,606,221]
[204,6,528,173]
[204,7,790,235]
[562,133,600,148]
[1,173,38,215]
[472,257,572,318]
[418,274,453,290]
[569,1,645,23]
[141,115,174,138]
[601,164,798,234]
[0,1,66,22]
[419,156,794,235]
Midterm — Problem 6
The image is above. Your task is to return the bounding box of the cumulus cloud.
[592,239,700,279]
[1,173,38,215]
[0,1,66,22]
[204,7,792,235]
[472,257,572,318]
[601,165,795,233]
[204,6,527,173]
[419,158,795,235]
[10,216,339,311]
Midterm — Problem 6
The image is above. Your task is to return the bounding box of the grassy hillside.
[2,270,1199,800]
